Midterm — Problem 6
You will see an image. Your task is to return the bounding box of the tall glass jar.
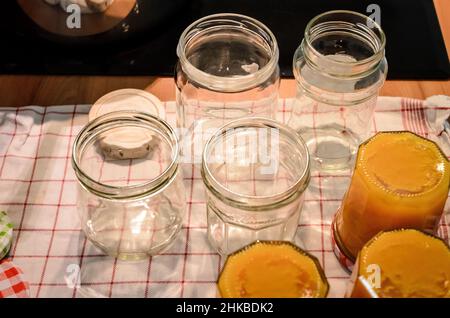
[176,13,280,164]
[202,118,310,255]
[72,111,186,260]
[288,10,387,172]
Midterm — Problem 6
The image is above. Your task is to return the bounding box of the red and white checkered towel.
[0,259,30,298]
[0,96,449,298]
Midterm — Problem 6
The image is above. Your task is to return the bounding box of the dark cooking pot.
[12,0,197,51]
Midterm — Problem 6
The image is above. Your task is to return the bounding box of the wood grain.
[0,0,448,107]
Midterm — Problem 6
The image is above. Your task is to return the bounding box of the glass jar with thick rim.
[202,118,310,255]
[176,13,280,164]
[72,111,186,260]
[288,10,387,172]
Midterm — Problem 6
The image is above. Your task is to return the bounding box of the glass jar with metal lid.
[72,111,186,260]
[176,13,280,164]
[202,118,310,255]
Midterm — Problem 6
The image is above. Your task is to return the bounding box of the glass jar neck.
[296,10,386,79]
[72,111,180,200]
[201,118,310,211]
[177,13,279,93]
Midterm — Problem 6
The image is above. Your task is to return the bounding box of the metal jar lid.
[0,211,13,260]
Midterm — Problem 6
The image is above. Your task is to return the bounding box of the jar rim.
[303,10,386,68]
[177,13,279,93]
[201,117,310,210]
[72,111,180,200]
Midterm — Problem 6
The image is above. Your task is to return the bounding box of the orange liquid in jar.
[348,230,450,298]
[334,131,450,260]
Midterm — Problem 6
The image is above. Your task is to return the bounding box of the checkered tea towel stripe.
[0,259,30,298]
[0,96,448,298]
[0,211,13,260]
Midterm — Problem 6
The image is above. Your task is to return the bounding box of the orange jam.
[218,241,329,298]
[348,229,450,298]
[335,131,450,260]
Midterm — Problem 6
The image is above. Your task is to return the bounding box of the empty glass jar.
[288,10,387,172]
[202,118,310,255]
[176,13,280,164]
[72,111,186,260]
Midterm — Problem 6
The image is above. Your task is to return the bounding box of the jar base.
[299,128,358,172]
[84,223,182,260]
[331,213,355,273]
[206,204,300,256]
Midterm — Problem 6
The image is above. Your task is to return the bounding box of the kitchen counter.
[0,0,448,107]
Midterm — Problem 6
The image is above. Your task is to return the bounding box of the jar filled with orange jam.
[347,229,450,298]
[333,131,450,263]
[218,241,329,298]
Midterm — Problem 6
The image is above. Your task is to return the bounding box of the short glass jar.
[202,118,310,255]
[72,111,186,260]
[176,13,280,164]
[288,10,387,172]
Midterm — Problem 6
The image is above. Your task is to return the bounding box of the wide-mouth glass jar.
[72,111,186,260]
[176,13,280,164]
[288,10,387,172]
[202,118,310,255]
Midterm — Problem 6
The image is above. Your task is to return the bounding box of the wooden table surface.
[1,0,449,107]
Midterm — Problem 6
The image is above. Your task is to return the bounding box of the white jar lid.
[89,89,165,160]
[89,88,165,122]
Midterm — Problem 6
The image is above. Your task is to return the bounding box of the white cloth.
[0,96,448,298]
